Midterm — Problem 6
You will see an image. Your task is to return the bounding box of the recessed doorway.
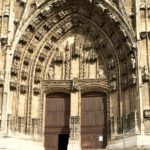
[58,134,69,150]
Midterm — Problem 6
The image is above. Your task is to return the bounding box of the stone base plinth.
[0,134,44,150]
[68,140,81,150]
[107,134,150,149]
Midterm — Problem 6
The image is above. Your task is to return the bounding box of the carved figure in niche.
[13,59,19,66]
[142,66,149,76]
[72,78,79,91]
[110,80,117,91]
[57,28,64,36]
[130,73,137,85]
[98,68,106,78]
[130,54,136,70]
[48,66,54,79]
[109,58,115,69]
[142,66,150,82]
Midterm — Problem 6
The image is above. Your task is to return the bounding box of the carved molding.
[28,45,35,53]
[39,53,46,62]
[14,50,22,60]
[11,66,18,77]
[19,35,29,46]
[43,79,108,94]
[1,37,8,45]
[20,85,28,94]
[10,82,17,91]
[21,70,28,81]
[33,87,40,96]
[23,56,30,66]
[35,64,42,73]
[34,74,41,84]
[142,66,150,83]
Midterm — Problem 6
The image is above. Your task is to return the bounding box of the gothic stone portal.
[44,91,107,150]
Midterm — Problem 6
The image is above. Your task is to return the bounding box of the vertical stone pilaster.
[68,90,81,150]
[135,0,145,134]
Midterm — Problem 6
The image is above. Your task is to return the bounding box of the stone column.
[68,85,81,150]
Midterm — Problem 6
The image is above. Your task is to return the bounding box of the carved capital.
[10,82,17,91]
[53,50,64,64]
[44,42,52,51]
[34,74,41,84]
[19,35,29,46]
[140,4,146,10]
[23,56,30,66]
[21,70,28,81]
[20,85,28,94]
[11,66,18,77]
[33,87,40,96]
[39,53,46,62]
[35,64,42,73]
[1,37,8,46]
[17,0,27,7]
[140,32,148,40]
[14,50,21,60]
[86,53,97,63]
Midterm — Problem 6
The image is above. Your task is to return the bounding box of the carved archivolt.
[8,0,137,135]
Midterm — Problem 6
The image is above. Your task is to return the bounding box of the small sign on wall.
[98,136,103,142]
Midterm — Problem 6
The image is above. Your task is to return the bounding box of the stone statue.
[98,68,106,78]
[48,66,54,79]
[130,55,136,69]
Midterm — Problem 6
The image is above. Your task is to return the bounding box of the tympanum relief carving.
[46,34,106,80]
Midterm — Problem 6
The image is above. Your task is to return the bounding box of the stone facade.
[0,0,150,149]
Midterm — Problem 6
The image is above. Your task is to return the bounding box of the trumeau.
[0,0,150,150]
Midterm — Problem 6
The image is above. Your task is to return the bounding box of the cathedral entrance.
[81,92,107,149]
[44,93,70,150]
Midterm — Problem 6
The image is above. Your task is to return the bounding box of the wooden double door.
[44,92,107,150]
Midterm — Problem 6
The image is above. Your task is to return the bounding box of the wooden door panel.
[45,93,70,128]
[81,92,107,149]
[44,135,58,149]
[45,93,70,150]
